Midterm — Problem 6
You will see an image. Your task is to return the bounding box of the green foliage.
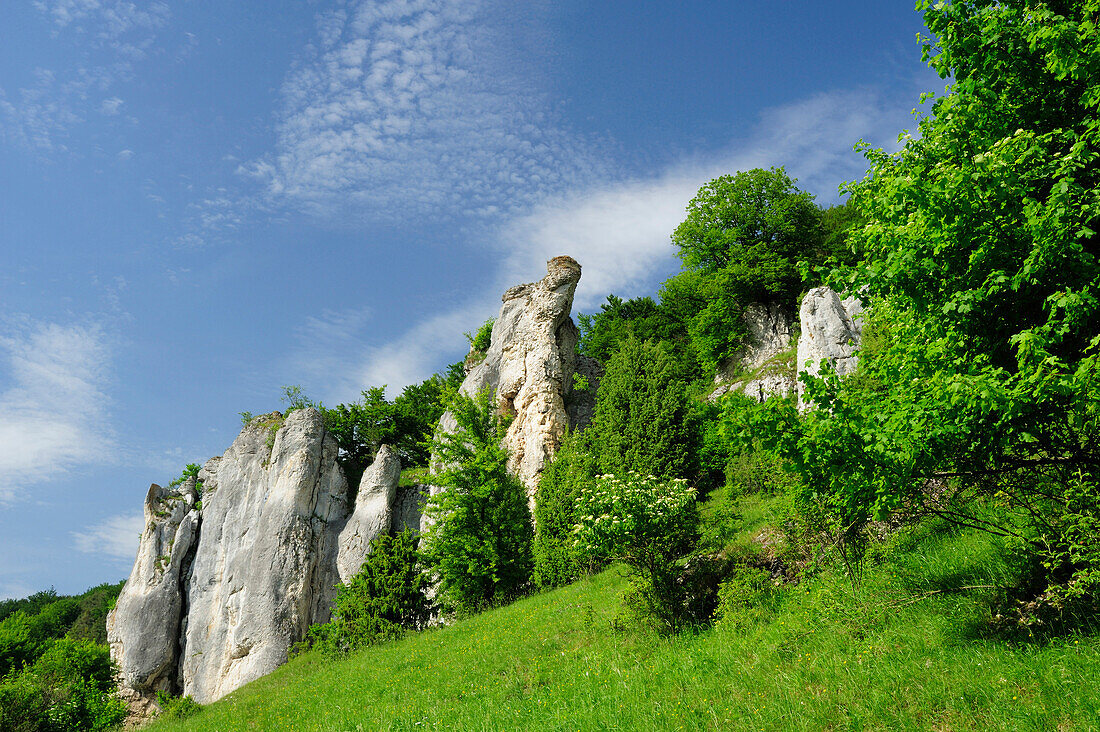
[391,375,454,466]
[573,472,698,632]
[577,295,683,363]
[663,167,836,372]
[817,198,864,269]
[62,582,125,646]
[746,0,1100,619]
[714,559,778,629]
[307,530,430,656]
[672,167,823,277]
[0,638,127,732]
[422,390,533,616]
[532,432,598,589]
[0,589,59,625]
[279,384,318,415]
[464,318,494,354]
[588,337,698,480]
[155,692,202,721]
[323,385,396,488]
[237,411,253,426]
[168,463,202,491]
[323,375,454,488]
[0,600,81,676]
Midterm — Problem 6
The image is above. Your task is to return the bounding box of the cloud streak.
[0,318,115,501]
[313,86,924,393]
[243,0,606,223]
[73,511,144,563]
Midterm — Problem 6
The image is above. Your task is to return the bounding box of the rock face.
[336,444,400,583]
[710,288,864,405]
[711,302,797,402]
[106,479,200,717]
[796,286,864,406]
[436,255,589,500]
[109,256,594,707]
[178,409,348,703]
[108,409,416,707]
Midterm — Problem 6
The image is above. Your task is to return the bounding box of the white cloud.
[34,0,170,42]
[0,318,115,501]
[319,86,923,394]
[1,2,169,151]
[99,96,123,115]
[72,512,144,562]
[499,88,917,310]
[243,0,606,223]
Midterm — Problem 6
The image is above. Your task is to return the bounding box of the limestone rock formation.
[796,286,864,406]
[709,289,864,404]
[177,409,349,703]
[106,479,199,717]
[109,409,423,708]
[710,302,797,402]
[110,257,594,708]
[436,255,587,499]
[336,444,401,583]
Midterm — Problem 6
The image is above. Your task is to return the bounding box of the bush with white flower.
[573,472,698,631]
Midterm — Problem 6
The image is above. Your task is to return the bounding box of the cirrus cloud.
[0,318,115,502]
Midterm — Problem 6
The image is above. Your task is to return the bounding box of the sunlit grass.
[149,500,1100,731]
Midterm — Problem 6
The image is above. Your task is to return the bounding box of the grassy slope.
[150,505,1100,732]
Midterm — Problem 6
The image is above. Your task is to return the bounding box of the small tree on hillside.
[422,390,533,615]
[307,530,430,656]
[589,337,698,481]
[573,472,698,633]
[532,431,599,589]
[665,167,826,371]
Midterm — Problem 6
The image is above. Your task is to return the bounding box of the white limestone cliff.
[796,286,864,407]
[109,409,416,708]
[109,256,596,709]
[435,255,589,501]
[710,288,864,405]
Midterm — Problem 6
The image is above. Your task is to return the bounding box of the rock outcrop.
[108,409,416,708]
[796,286,864,406]
[710,288,864,405]
[336,444,400,583]
[109,256,595,708]
[106,479,199,718]
[711,302,796,402]
[435,255,590,500]
[177,409,348,703]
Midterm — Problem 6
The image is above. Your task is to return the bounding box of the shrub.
[588,337,698,480]
[0,638,127,732]
[573,472,698,633]
[64,582,125,646]
[532,432,598,589]
[155,691,202,720]
[465,318,494,354]
[422,390,533,616]
[715,560,779,629]
[0,599,81,676]
[308,530,430,656]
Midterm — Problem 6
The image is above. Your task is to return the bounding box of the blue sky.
[0,0,936,599]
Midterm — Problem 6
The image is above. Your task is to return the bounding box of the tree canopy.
[671,167,822,282]
[740,0,1100,621]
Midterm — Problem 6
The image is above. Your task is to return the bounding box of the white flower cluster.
[572,471,695,557]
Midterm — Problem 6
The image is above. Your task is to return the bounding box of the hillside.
[146,493,1100,731]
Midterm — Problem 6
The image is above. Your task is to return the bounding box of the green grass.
[149,506,1100,731]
